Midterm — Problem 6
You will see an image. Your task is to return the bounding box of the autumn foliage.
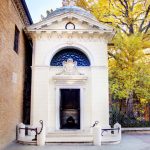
[76,0,150,125]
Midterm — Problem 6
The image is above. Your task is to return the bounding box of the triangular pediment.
[27,12,114,33]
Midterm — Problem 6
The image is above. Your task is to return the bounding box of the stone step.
[46,131,93,143]
[46,132,93,137]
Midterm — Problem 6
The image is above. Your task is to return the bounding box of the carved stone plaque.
[59,58,81,75]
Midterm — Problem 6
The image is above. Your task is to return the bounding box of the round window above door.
[65,22,75,30]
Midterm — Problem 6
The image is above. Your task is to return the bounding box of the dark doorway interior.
[60,89,80,129]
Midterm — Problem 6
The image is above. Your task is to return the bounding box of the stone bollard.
[114,122,122,141]
[93,125,101,146]
[17,123,25,139]
[37,125,46,146]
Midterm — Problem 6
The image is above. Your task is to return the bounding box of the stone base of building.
[17,123,122,145]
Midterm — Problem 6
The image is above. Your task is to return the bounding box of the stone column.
[37,126,46,146]
[114,123,122,141]
[93,125,102,146]
[17,123,25,139]
[91,67,109,126]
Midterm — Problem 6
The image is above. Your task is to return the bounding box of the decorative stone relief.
[53,58,88,84]
[58,58,81,75]
[32,31,106,42]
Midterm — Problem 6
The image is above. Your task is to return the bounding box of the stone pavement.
[3,134,150,150]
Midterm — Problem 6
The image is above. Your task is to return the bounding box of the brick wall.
[0,0,30,148]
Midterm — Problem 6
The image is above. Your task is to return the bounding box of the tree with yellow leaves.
[77,0,150,124]
[77,0,150,35]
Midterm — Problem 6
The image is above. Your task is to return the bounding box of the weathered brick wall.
[0,0,28,148]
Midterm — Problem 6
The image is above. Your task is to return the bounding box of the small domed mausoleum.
[27,0,115,143]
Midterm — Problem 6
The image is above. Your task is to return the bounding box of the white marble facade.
[27,2,114,141]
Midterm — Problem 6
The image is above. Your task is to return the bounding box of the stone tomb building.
[27,3,114,142]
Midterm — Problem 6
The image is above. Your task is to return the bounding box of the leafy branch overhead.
[77,0,150,35]
[77,0,150,104]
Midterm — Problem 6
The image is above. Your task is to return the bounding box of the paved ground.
[3,133,150,150]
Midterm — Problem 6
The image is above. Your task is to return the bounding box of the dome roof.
[43,6,97,21]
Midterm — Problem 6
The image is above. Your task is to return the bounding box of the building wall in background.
[0,0,32,149]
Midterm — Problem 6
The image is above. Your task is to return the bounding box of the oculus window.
[65,22,75,30]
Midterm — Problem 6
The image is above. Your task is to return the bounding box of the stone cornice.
[29,29,114,42]
[31,66,108,68]
[13,0,33,26]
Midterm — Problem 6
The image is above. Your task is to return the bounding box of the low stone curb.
[122,128,150,134]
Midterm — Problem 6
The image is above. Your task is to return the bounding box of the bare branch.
[117,25,129,35]
[108,51,117,60]
[134,11,145,22]
[111,1,126,15]
[131,0,135,10]
[111,14,130,28]
[123,0,129,9]
[144,21,150,33]
[139,4,150,32]
[118,0,127,9]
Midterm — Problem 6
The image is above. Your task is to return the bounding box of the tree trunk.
[127,91,134,119]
